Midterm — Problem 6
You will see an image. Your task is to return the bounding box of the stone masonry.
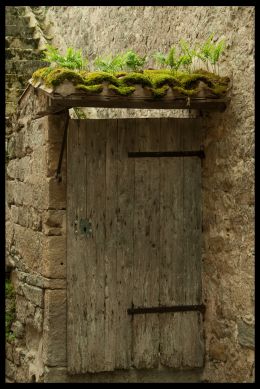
[6,87,67,382]
[6,6,254,383]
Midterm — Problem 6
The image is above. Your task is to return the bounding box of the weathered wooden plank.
[104,119,118,371]
[67,119,78,373]
[159,118,184,368]
[87,120,107,372]
[182,120,204,367]
[67,119,88,373]
[38,85,229,111]
[159,118,204,368]
[132,119,160,369]
[116,119,135,369]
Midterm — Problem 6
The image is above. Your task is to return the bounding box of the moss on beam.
[32,66,230,98]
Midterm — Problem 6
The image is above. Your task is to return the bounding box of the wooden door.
[67,118,204,374]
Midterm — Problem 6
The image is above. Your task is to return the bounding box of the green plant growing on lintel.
[122,50,146,72]
[178,39,196,73]
[93,54,126,73]
[42,44,88,71]
[94,50,146,73]
[196,33,225,74]
[153,47,182,73]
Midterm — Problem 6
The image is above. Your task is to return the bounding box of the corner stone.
[237,319,255,349]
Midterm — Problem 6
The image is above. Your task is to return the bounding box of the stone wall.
[44,6,254,383]
[5,87,67,382]
[6,6,254,383]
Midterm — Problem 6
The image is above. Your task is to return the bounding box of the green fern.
[178,39,196,73]
[42,45,88,70]
[93,54,125,73]
[153,47,182,73]
[197,34,225,73]
[122,50,146,72]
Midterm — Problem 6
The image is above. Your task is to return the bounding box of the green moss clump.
[32,66,229,99]
[76,84,104,93]
[108,84,136,96]
[177,73,214,89]
[192,69,230,86]
[151,85,169,98]
[118,72,152,87]
[83,71,120,86]
[32,66,54,81]
[32,67,85,87]
[143,69,172,75]
[173,86,199,96]
[5,280,16,342]
[114,71,127,78]
[210,85,229,96]
[148,74,181,88]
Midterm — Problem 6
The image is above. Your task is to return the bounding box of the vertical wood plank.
[159,118,204,368]
[86,119,106,372]
[104,119,118,371]
[182,119,204,367]
[116,119,135,369]
[132,118,160,369]
[67,118,78,373]
[67,119,88,373]
[159,118,184,368]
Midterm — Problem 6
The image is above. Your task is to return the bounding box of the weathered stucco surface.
[6,6,254,383]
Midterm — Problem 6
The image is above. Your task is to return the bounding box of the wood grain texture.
[67,118,204,373]
[159,119,204,368]
[132,119,160,369]
[67,119,88,373]
[104,120,118,371]
[116,119,135,369]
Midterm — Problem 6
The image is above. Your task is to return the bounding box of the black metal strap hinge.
[55,112,70,182]
[127,304,206,315]
[128,150,205,159]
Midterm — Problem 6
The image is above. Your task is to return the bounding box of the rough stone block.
[6,342,13,361]
[6,221,14,251]
[209,341,227,362]
[48,177,67,209]
[21,284,44,307]
[15,295,34,325]
[42,289,67,366]
[10,205,19,224]
[46,114,68,143]
[42,210,66,236]
[13,347,23,366]
[16,270,66,289]
[44,366,68,383]
[5,359,16,380]
[26,145,47,181]
[237,319,255,349]
[11,321,25,339]
[46,142,66,178]
[14,225,45,272]
[41,236,66,279]
[33,307,44,332]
